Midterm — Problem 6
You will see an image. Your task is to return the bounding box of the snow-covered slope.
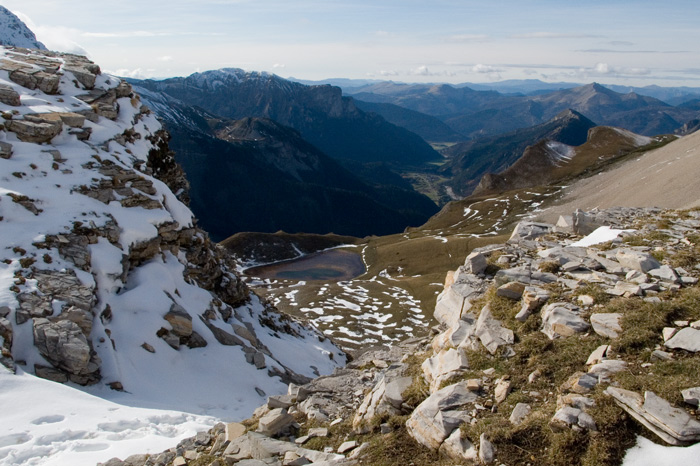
[0,46,345,465]
[0,7,47,50]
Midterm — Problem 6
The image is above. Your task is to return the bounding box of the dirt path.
[535,130,700,222]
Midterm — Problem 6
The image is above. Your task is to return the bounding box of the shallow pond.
[244,248,365,281]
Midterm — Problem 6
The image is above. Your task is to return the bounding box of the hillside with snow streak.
[0,47,344,465]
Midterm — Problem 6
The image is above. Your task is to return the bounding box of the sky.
[4,0,700,87]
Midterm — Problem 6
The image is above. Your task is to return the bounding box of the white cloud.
[411,65,431,76]
[272,63,285,69]
[446,34,488,43]
[472,64,501,74]
[511,32,601,39]
[107,68,148,79]
[595,62,610,74]
[82,31,170,38]
[158,56,174,62]
[374,30,391,37]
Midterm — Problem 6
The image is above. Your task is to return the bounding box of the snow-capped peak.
[0,7,47,50]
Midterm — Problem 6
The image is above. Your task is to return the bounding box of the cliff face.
[0,47,344,403]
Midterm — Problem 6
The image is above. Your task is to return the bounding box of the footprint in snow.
[0,433,32,448]
[30,414,65,425]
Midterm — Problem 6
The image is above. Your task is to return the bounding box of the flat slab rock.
[664,327,700,352]
[606,387,700,446]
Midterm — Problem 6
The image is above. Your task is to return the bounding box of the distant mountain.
[0,6,47,50]
[133,84,439,241]
[474,126,657,195]
[604,84,700,106]
[346,81,700,140]
[442,109,597,196]
[353,99,466,142]
[132,69,440,166]
[288,77,386,89]
[460,79,580,95]
[348,82,509,117]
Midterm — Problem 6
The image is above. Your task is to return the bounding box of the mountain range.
[132,69,440,166]
[132,83,439,241]
[346,81,700,140]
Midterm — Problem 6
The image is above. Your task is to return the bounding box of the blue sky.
[5,0,700,86]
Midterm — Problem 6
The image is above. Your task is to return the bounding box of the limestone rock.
[606,387,700,445]
[494,379,512,404]
[664,327,700,352]
[507,221,553,245]
[7,118,62,143]
[434,278,485,328]
[496,281,526,300]
[257,408,294,436]
[649,265,680,284]
[474,305,514,355]
[337,440,358,454]
[353,374,412,431]
[164,304,193,337]
[588,359,627,380]
[586,344,610,365]
[590,313,622,339]
[464,251,487,275]
[406,382,476,450]
[226,422,247,441]
[479,433,496,464]
[540,303,589,339]
[509,403,531,425]
[439,428,477,461]
[682,387,700,407]
[423,348,469,393]
[0,141,12,159]
[616,249,661,273]
[572,209,605,235]
[32,318,95,376]
[0,83,20,106]
[516,286,550,321]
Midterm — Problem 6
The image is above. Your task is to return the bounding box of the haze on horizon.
[3,0,700,88]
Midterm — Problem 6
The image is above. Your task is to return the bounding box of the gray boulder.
[590,313,622,339]
[540,303,589,339]
[474,305,514,355]
[32,318,94,375]
[464,251,487,275]
[406,382,477,450]
[664,327,700,352]
[616,249,661,273]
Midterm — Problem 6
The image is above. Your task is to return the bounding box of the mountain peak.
[0,7,47,50]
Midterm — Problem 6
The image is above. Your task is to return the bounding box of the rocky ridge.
[0,46,344,404]
[111,206,700,466]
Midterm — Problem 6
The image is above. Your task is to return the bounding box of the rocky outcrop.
[0,46,344,400]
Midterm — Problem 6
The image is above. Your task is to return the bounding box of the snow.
[569,226,635,247]
[0,47,345,466]
[545,140,575,166]
[622,436,700,466]
[0,366,216,466]
[613,127,653,147]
